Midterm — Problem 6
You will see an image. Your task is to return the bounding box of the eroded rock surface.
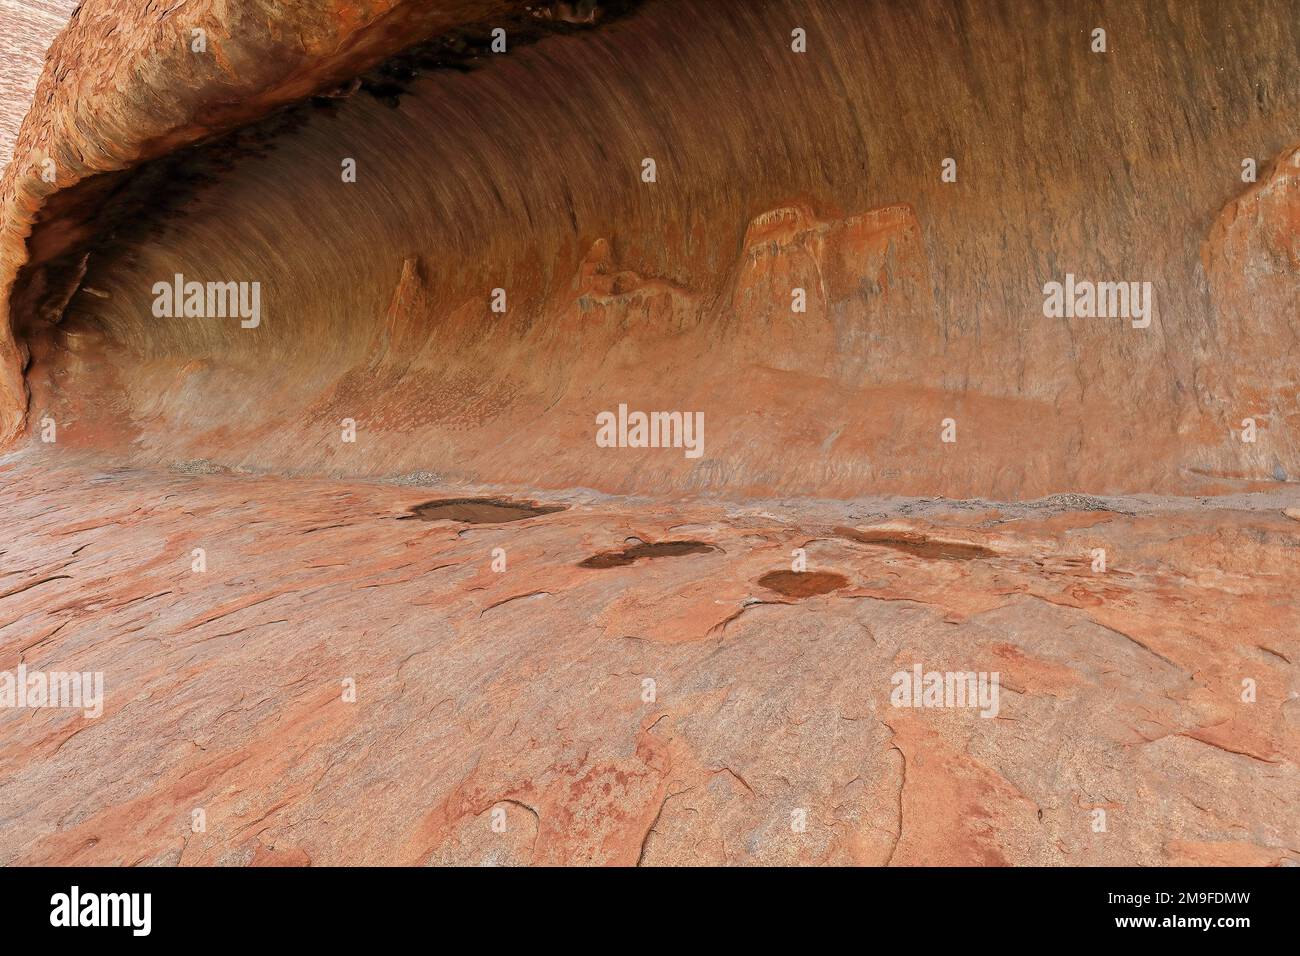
[0,451,1296,865]
[2,0,1298,497]
[0,0,1298,867]
[0,1,80,170]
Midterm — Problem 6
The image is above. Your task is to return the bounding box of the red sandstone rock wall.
[2,0,1299,500]
[1,0,1298,872]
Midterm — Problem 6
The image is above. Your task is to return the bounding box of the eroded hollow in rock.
[579,540,716,568]
[757,570,849,598]
[10,0,1300,500]
[404,497,565,524]
[837,528,998,561]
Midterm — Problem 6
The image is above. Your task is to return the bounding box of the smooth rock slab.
[0,450,1295,865]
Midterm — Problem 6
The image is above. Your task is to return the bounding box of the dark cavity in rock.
[757,570,849,597]
[404,497,565,524]
[580,540,715,568]
[837,527,996,561]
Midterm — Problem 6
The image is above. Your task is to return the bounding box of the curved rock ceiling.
[2,0,1295,497]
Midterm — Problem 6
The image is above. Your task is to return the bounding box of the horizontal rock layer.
[0,453,1296,865]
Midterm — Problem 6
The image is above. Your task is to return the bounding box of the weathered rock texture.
[1,453,1296,865]
[4,0,1300,498]
[0,0,1298,866]
[0,1,80,171]
[0,0,531,447]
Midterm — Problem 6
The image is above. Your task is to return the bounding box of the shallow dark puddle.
[836,527,996,560]
[403,497,565,524]
[579,540,716,569]
[757,570,849,597]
